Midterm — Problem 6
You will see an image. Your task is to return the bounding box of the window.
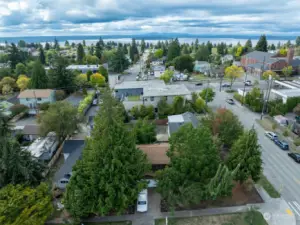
[150,96,154,101]
[37,98,42,101]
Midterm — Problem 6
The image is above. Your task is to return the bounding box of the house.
[241,49,300,77]
[167,112,199,137]
[221,54,234,64]
[194,61,211,74]
[66,64,103,73]
[138,143,169,171]
[153,65,166,78]
[142,84,191,107]
[26,132,59,161]
[0,100,13,116]
[18,89,55,114]
[54,140,85,189]
[114,80,165,100]
[22,124,40,141]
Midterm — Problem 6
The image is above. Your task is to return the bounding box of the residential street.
[211,88,300,224]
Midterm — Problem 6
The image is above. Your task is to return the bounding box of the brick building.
[241,49,300,78]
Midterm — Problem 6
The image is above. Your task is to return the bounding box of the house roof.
[291,59,300,67]
[168,112,199,135]
[18,89,54,99]
[23,124,40,135]
[143,84,190,97]
[138,143,169,165]
[243,51,276,62]
[195,61,210,65]
[66,64,100,70]
[114,80,165,90]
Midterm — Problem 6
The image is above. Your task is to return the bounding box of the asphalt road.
[211,89,300,223]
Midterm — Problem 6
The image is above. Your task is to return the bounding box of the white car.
[265,131,278,140]
[137,189,148,212]
[146,179,157,188]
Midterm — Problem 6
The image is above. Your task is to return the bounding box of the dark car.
[226,98,235,105]
[288,153,300,163]
[274,139,289,150]
[222,83,230,88]
[64,172,72,179]
[195,82,203,86]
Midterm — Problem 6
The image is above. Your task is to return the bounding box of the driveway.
[13,115,37,127]
[211,90,300,224]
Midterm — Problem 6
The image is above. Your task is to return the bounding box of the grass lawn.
[127,95,141,101]
[257,174,281,198]
[155,211,267,225]
[192,74,207,80]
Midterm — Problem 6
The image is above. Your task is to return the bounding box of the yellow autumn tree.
[16,75,30,91]
[75,73,88,87]
[262,70,279,81]
[225,65,244,88]
[90,73,106,87]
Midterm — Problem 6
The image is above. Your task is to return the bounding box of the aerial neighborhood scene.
[2,1,300,225]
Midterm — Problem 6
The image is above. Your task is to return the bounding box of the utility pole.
[241,72,248,106]
[219,75,223,92]
[205,80,210,106]
[261,75,273,120]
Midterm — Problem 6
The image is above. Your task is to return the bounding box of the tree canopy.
[200,88,216,103]
[134,118,156,144]
[160,69,174,83]
[255,35,268,52]
[0,183,53,225]
[64,90,150,218]
[38,101,79,142]
[227,128,262,183]
[224,65,244,88]
[173,55,194,72]
[29,61,48,89]
[167,39,181,62]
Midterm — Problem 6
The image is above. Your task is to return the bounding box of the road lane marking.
[293,201,300,211]
[288,202,300,217]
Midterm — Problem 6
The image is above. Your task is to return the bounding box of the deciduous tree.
[224,65,244,88]
[134,118,156,144]
[15,63,26,75]
[173,55,194,72]
[200,87,216,103]
[64,90,150,217]
[160,69,174,83]
[16,75,30,91]
[154,49,163,58]
[262,70,279,81]
[98,66,108,82]
[90,73,105,87]
[282,65,293,80]
[38,101,79,142]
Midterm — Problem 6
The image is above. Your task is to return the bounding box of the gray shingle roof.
[168,112,199,135]
[244,51,276,62]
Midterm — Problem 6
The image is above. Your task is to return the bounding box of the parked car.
[274,139,289,150]
[226,98,235,105]
[265,131,278,141]
[195,82,203,86]
[288,153,300,163]
[244,80,252,86]
[92,99,98,105]
[56,178,69,189]
[146,179,157,188]
[64,172,72,179]
[222,83,230,88]
[137,189,148,212]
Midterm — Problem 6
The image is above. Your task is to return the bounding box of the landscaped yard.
[155,211,268,225]
[127,95,141,101]
[192,74,206,81]
[257,174,281,198]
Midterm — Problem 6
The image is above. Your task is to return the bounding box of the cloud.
[0,0,300,37]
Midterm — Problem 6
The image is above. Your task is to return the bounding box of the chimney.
[287,48,294,65]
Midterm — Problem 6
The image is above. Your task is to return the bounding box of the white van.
[137,189,148,212]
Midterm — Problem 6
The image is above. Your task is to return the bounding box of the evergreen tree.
[270,44,276,50]
[156,124,233,208]
[77,43,85,64]
[18,40,26,48]
[167,39,181,62]
[98,65,108,82]
[141,39,146,53]
[99,37,105,46]
[195,45,210,61]
[83,40,86,47]
[194,39,199,52]
[111,46,130,73]
[95,41,102,59]
[206,41,213,54]
[53,38,60,50]
[65,40,70,47]
[296,37,300,47]
[8,43,21,70]
[39,47,46,64]
[277,42,281,49]
[47,56,75,92]
[45,42,50,50]
[129,38,139,62]
[123,44,128,54]
[29,61,48,89]
[227,128,262,183]
[286,40,291,48]
[134,118,156,144]
[64,90,150,218]
[173,55,194,72]
[255,35,268,52]
[244,39,252,52]
[89,44,94,55]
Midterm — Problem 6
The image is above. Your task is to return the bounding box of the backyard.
[155,211,267,225]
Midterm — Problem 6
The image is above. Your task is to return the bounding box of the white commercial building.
[270,80,300,103]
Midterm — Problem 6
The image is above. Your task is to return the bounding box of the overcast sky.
[1,0,300,37]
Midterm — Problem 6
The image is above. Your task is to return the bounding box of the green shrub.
[286,96,300,112]
[272,123,277,131]
[55,90,66,101]
[283,129,289,137]
[233,93,244,103]
[39,102,50,111]
[10,104,29,117]
[294,139,300,146]
[78,93,94,114]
